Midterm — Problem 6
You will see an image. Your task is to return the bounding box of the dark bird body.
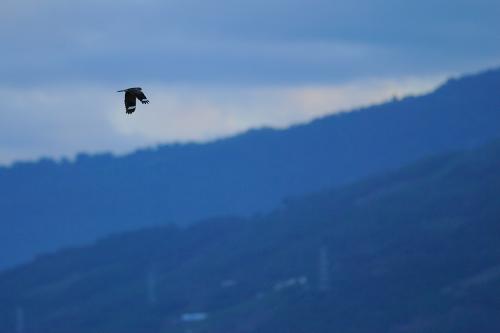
[117,87,149,114]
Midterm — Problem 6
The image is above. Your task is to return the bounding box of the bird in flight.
[117,87,149,114]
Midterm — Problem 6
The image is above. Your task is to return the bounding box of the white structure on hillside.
[181,313,208,322]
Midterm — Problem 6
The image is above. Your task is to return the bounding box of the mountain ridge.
[1,68,500,268]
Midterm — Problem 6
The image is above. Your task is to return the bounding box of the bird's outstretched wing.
[135,91,149,104]
[125,91,137,114]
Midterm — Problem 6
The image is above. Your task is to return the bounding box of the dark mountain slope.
[1,68,500,268]
[1,140,500,333]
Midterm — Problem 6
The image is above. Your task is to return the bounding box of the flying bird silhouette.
[117,87,149,114]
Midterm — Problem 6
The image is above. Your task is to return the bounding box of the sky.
[1,0,499,164]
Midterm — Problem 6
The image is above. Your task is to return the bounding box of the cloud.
[0,75,444,164]
[1,0,499,163]
[0,85,142,163]
[2,0,499,86]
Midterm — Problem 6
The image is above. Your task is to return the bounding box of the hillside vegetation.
[1,140,499,332]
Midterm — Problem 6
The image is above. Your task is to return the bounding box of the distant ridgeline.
[1,68,500,268]
[0,139,500,333]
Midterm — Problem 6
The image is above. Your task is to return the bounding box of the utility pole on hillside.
[147,268,158,305]
[16,307,25,333]
[318,245,331,292]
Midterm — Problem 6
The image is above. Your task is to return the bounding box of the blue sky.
[1,0,499,164]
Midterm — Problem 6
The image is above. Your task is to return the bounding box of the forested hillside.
[1,140,499,333]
